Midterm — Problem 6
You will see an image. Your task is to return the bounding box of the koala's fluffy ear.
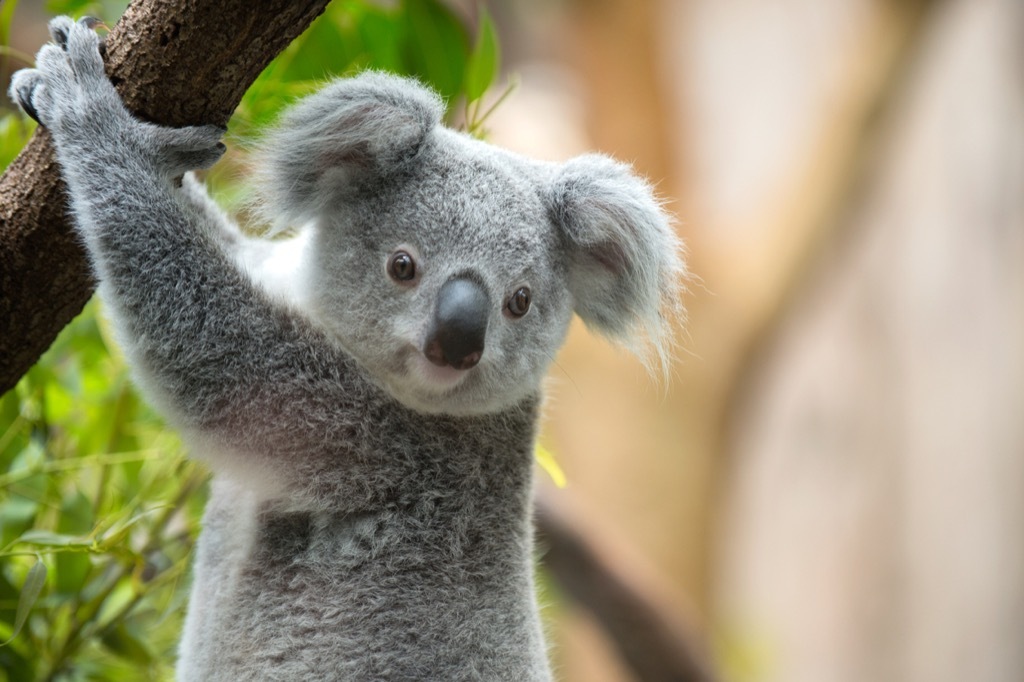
[253,72,443,228]
[546,154,686,374]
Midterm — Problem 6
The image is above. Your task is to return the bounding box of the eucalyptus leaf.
[400,0,469,103]
[3,559,46,645]
[16,529,93,549]
[464,6,500,103]
[358,8,405,73]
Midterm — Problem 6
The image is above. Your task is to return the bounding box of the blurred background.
[2,0,1022,680]
[493,0,1024,680]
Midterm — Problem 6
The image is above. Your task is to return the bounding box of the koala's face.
[308,132,574,415]
[256,73,683,416]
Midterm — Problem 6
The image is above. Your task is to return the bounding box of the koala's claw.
[47,15,102,44]
[79,16,109,31]
[17,94,41,124]
[43,16,105,78]
[47,15,102,47]
[8,16,115,129]
[9,70,44,124]
[49,16,72,48]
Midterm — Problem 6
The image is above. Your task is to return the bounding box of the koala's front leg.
[9,17,226,197]
[8,18,343,456]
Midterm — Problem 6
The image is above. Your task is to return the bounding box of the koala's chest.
[192,502,513,652]
[248,508,387,574]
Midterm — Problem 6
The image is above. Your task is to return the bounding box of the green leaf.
[0,0,19,45]
[400,0,469,103]
[44,0,91,17]
[278,11,354,82]
[357,7,404,73]
[97,508,159,549]
[535,444,567,489]
[16,530,93,549]
[3,559,46,645]
[101,622,155,665]
[464,6,500,103]
[0,114,34,174]
[44,0,129,18]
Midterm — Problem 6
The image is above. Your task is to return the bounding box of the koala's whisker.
[539,349,580,400]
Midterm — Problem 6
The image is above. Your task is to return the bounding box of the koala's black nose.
[424,277,490,370]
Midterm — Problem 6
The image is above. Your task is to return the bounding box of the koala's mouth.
[407,351,474,390]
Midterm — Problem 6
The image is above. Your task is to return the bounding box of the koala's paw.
[10,16,226,175]
[8,16,119,131]
[9,69,45,124]
[144,124,228,176]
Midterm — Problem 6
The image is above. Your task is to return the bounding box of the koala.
[11,16,684,681]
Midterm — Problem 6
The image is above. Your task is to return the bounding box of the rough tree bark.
[0,0,332,394]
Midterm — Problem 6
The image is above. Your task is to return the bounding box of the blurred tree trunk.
[559,0,713,607]
[568,0,681,191]
[0,0,331,395]
[718,0,1024,680]
[556,0,941,649]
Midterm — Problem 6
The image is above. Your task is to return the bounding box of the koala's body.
[11,17,683,681]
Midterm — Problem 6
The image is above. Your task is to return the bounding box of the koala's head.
[254,72,684,416]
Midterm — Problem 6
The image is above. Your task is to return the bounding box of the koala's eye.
[388,251,416,283]
[506,287,531,317]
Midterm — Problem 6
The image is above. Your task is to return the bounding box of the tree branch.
[0,0,331,394]
[536,489,717,682]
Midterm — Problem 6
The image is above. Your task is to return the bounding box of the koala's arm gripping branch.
[0,0,332,396]
[7,17,350,457]
[73,165,341,434]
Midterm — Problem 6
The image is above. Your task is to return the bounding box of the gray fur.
[10,16,684,681]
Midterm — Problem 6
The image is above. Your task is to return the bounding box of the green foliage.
[464,6,499,103]
[1,2,507,680]
[0,115,35,170]
[44,0,130,22]
[232,0,502,135]
[0,301,204,681]
[0,1,21,58]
